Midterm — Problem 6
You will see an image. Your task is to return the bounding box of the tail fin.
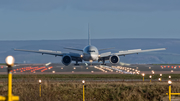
[88,23,91,45]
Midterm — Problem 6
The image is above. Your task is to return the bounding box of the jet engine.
[62,55,72,66]
[109,55,120,64]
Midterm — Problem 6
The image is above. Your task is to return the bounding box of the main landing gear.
[74,61,79,66]
[101,58,106,65]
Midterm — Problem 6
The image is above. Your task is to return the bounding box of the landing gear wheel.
[74,64,79,66]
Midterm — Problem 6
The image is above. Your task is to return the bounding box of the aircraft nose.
[90,54,98,60]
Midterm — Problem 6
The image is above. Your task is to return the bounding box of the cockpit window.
[88,50,95,52]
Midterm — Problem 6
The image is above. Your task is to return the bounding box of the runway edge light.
[0,56,19,101]
[5,56,15,67]
[82,80,85,101]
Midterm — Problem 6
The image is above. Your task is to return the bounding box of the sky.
[0,0,180,40]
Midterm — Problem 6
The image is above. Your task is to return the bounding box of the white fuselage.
[82,45,99,61]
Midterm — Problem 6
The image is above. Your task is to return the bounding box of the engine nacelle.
[109,55,120,64]
[62,55,72,66]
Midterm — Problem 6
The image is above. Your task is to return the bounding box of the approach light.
[160,74,162,77]
[169,75,171,79]
[149,75,152,79]
[82,80,85,84]
[39,79,41,84]
[168,80,172,85]
[158,78,161,81]
[5,56,15,67]
[142,73,145,77]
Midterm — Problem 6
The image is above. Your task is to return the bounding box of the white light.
[39,79,41,83]
[82,80,85,84]
[52,71,55,73]
[149,75,152,78]
[169,76,171,79]
[80,55,83,58]
[158,78,161,81]
[160,74,162,76]
[168,80,172,84]
[142,73,145,77]
[5,56,15,67]
[89,60,93,63]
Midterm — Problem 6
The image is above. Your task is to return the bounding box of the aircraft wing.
[100,48,166,58]
[14,49,65,56]
[14,49,83,62]
[14,49,82,58]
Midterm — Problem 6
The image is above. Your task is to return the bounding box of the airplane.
[14,26,166,66]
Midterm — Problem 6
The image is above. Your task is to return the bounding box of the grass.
[0,74,180,101]
[0,80,179,101]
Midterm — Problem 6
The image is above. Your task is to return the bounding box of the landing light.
[89,60,93,63]
[80,55,83,58]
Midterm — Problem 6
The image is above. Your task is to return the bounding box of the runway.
[0,63,180,74]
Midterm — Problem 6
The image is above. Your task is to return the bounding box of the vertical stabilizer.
[88,23,91,45]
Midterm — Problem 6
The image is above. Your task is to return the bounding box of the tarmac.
[0,63,180,74]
